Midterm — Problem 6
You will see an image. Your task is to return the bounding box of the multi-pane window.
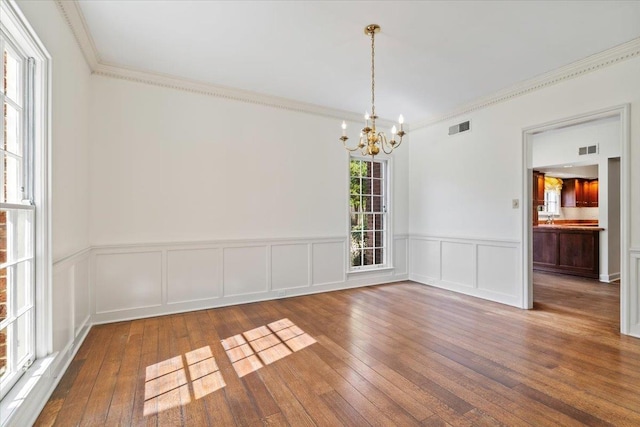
[349,158,387,269]
[0,34,35,399]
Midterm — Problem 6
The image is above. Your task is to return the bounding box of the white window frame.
[0,0,51,409]
[540,188,561,216]
[347,152,394,273]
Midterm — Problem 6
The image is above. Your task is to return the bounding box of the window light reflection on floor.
[221,318,316,378]
[143,345,225,416]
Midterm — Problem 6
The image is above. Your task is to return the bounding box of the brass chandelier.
[340,24,405,157]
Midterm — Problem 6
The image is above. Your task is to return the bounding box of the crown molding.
[53,0,393,125]
[92,61,386,124]
[412,37,640,130]
[54,0,100,69]
[55,0,640,130]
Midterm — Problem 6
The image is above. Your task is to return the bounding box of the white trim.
[414,38,640,129]
[52,247,90,267]
[346,154,393,272]
[54,2,640,129]
[599,272,620,283]
[408,235,521,307]
[521,104,632,335]
[90,236,408,324]
[0,0,51,410]
[53,0,99,69]
[91,235,346,252]
[410,233,520,246]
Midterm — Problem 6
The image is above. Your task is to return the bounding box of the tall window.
[0,20,37,400]
[349,158,387,270]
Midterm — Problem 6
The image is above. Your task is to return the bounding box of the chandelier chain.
[370,29,375,119]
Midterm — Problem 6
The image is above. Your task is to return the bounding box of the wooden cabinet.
[562,178,598,208]
[587,179,598,207]
[533,227,600,279]
[532,171,545,225]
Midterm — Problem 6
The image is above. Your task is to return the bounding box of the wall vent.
[578,144,598,156]
[449,120,470,135]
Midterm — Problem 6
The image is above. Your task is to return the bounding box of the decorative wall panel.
[271,244,309,290]
[94,251,162,313]
[167,248,221,304]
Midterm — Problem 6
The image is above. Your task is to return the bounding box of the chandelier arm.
[338,24,406,159]
[379,132,395,155]
[342,139,363,152]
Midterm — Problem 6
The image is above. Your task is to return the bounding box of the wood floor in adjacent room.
[35,272,640,426]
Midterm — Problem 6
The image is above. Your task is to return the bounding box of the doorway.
[522,105,630,335]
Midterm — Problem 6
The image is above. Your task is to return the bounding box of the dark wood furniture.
[533,225,601,279]
[532,170,545,225]
[561,178,598,207]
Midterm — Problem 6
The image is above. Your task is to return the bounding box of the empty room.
[1,1,640,426]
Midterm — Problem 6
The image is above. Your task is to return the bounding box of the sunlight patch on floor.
[143,345,225,416]
[221,318,316,378]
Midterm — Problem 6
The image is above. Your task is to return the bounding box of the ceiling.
[75,0,640,124]
[536,164,599,180]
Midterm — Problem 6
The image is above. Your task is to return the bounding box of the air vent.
[449,120,470,136]
[578,144,598,156]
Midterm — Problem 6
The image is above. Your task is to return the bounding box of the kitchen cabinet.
[587,179,598,207]
[562,178,598,208]
[532,171,545,225]
[533,226,601,279]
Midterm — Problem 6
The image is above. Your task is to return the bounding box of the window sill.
[347,266,395,275]
[1,354,56,427]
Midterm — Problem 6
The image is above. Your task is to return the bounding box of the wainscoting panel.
[630,249,640,337]
[477,243,520,297]
[410,235,521,307]
[271,243,310,290]
[52,250,91,358]
[167,248,221,304]
[312,241,345,286]
[441,241,475,288]
[89,236,408,324]
[73,256,90,338]
[394,236,408,276]
[94,251,162,313]
[223,246,268,297]
[52,266,73,354]
[410,238,440,280]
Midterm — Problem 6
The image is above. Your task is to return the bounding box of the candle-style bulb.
[391,125,397,135]
[341,121,347,130]
[398,114,404,124]
[365,111,370,121]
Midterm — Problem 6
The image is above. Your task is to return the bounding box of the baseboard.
[410,273,521,307]
[599,272,620,283]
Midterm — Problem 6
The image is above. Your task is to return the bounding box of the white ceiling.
[537,164,599,179]
[76,0,640,123]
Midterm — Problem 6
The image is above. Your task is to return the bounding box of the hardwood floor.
[35,273,640,426]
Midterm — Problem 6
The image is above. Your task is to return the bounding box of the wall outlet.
[512,199,520,209]
[276,290,286,297]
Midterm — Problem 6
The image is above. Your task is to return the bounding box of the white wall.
[409,55,640,335]
[89,76,408,244]
[88,75,409,323]
[5,1,92,426]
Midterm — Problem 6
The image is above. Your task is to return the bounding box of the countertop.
[534,224,604,231]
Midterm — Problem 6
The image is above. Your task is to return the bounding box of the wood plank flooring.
[35,273,640,426]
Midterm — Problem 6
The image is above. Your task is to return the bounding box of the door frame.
[521,104,630,334]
